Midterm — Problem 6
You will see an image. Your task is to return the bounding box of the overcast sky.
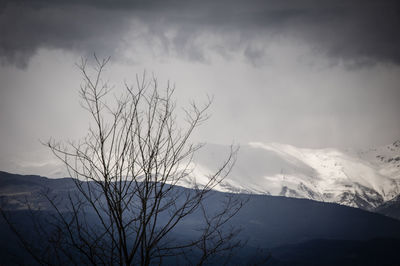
[1,0,400,177]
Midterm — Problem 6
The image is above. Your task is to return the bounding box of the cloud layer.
[1,0,400,67]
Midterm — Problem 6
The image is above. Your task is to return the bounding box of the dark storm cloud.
[0,2,134,67]
[1,0,400,67]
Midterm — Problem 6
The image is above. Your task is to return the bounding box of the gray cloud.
[1,0,400,67]
[0,3,133,67]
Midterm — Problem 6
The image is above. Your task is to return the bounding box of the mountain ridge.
[2,170,400,265]
[189,140,400,210]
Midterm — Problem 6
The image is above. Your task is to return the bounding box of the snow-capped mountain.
[188,140,400,210]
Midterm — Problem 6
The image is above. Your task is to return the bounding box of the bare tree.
[12,56,245,265]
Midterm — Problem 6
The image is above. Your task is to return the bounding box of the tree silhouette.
[8,56,245,265]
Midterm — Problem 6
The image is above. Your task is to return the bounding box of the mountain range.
[2,171,400,265]
[187,140,400,211]
[2,140,400,264]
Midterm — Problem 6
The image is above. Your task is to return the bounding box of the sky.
[1,0,400,177]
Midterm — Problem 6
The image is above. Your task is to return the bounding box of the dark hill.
[1,171,400,265]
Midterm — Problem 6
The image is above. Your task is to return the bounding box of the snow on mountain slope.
[188,141,400,210]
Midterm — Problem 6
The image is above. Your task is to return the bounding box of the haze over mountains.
[3,139,400,212]
[188,140,400,210]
